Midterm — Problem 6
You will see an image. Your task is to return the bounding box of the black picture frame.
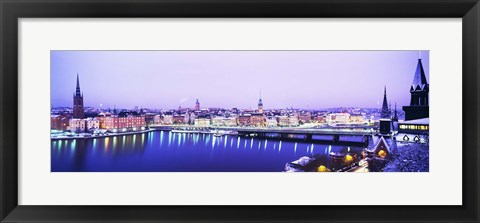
[1,0,479,222]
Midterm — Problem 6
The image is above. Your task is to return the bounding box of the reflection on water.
[51,131,364,172]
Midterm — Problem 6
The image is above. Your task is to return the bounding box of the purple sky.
[50,51,429,110]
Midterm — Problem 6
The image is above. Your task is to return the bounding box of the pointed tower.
[392,102,398,121]
[380,86,390,118]
[403,58,429,121]
[73,73,84,119]
[258,89,263,114]
[195,99,200,111]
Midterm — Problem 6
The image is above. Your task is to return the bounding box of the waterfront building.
[96,112,114,129]
[173,115,185,124]
[349,114,364,124]
[73,74,84,119]
[326,113,350,125]
[163,115,173,124]
[194,118,211,127]
[223,117,237,126]
[380,86,391,118]
[211,117,222,126]
[277,115,289,127]
[96,112,108,129]
[288,116,299,126]
[103,116,119,130]
[266,118,278,127]
[195,99,200,111]
[184,113,190,124]
[85,118,100,132]
[144,113,156,126]
[153,115,162,124]
[250,113,265,127]
[96,112,146,131]
[116,112,146,130]
[314,115,326,123]
[403,58,429,121]
[298,112,312,123]
[238,114,252,126]
[211,116,238,126]
[51,115,69,131]
[69,118,85,132]
[188,112,196,125]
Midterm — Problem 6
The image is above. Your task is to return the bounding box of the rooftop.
[400,118,429,125]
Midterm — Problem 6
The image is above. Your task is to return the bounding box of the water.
[51,131,364,172]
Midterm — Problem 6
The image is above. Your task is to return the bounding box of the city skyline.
[51,51,429,109]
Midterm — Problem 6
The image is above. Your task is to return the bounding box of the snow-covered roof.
[411,59,429,91]
[400,118,429,125]
[366,136,391,153]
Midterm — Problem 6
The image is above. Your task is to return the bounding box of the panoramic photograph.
[50,51,429,172]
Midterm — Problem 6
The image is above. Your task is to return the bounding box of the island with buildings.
[51,52,429,172]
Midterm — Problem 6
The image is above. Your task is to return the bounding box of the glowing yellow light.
[378,150,387,158]
[344,154,354,163]
[317,165,328,172]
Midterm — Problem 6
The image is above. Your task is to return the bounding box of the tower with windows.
[195,99,200,111]
[403,59,429,121]
[258,90,263,114]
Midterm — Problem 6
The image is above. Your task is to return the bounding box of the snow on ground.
[383,142,429,172]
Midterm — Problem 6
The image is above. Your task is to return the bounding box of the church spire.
[411,58,428,91]
[392,102,398,121]
[381,86,390,118]
[403,56,429,121]
[75,73,82,97]
[258,89,263,105]
[258,89,264,113]
[73,73,84,119]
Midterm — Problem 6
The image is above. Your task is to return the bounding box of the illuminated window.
[317,165,328,172]
[378,150,387,158]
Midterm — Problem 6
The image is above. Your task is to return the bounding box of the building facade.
[349,114,364,124]
[298,112,312,123]
[211,117,238,126]
[277,116,289,126]
[250,113,265,126]
[69,118,85,132]
[194,118,211,127]
[85,118,100,131]
[173,115,185,124]
[326,113,350,125]
[51,115,70,131]
[238,114,251,126]
[96,112,146,131]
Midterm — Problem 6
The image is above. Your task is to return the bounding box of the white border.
[19,18,462,205]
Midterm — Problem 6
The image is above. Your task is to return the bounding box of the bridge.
[150,124,378,145]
